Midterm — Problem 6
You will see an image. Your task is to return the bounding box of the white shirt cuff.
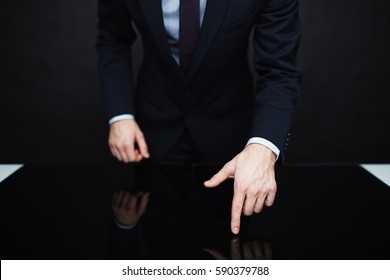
[109,114,135,125]
[246,137,280,161]
[114,219,137,230]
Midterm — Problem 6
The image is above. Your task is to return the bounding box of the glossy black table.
[1,164,389,260]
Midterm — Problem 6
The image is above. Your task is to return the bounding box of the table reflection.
[108,164,274,259]
[1,164,389,259]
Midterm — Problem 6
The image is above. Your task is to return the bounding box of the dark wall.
[0,0,389,164]
[291,0,390,163]
[0,1,108,163]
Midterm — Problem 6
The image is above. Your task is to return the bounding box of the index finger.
[231,187,245,234]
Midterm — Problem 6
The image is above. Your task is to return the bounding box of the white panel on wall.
[361,164,390,187]
[0,164,24,183]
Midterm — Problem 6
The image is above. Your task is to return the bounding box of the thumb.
[135,131,150,158]
[204,161,234,188]
[203,248,227,260]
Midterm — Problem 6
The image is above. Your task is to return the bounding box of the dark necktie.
[179,0,200,74]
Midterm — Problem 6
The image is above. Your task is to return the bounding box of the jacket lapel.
[138,0,232,82]
[138,0,182,77]
[186,0,232,83]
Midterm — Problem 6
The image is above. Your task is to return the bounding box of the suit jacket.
[96,0,301,164]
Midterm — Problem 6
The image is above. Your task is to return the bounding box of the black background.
[1,0,389,164]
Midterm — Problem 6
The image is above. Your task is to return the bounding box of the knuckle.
[223,162,231,170]
[232,204,242,214]
[247,188,259,197]
[137,132,145,139]
[211,174,220,182]
[120,142,130,149]
[108,140,114,147]
[236,183,248,193]
[268,182,277,192]
[235,187,245,195]
[114,142,123,149]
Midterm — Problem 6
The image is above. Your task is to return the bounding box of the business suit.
[96,0,301,164]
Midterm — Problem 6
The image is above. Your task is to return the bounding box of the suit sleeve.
[96,0,137,120]
[250,0,302,163]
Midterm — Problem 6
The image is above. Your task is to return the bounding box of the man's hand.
[112,191,150,225]
[204,144,277,234]
[108,119,150,163]
[204,237,273,260]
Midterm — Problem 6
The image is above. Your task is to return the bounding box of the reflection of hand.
[112,191,150,226]
[109,119,150,163]
[204,238,273,260]
[204,144,276,234]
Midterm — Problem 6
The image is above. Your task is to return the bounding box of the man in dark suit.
[96,0,301,234]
